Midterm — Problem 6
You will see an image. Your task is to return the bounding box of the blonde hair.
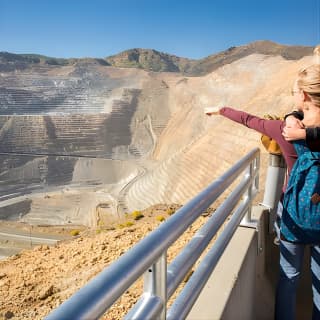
[297,64,320,107]
[314,45,320,64]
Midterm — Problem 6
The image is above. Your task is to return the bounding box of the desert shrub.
[70,229,80,236]
[118,221,134,229]
[166,208,175,216]
[97,220,105,227]
[131,211,144,220]
[156,215,165,222]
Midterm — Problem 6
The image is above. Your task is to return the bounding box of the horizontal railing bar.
[166,172,253,298]
[167,198,251,320]
[45,148,259,320]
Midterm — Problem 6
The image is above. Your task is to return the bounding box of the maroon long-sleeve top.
[219,107,297,176]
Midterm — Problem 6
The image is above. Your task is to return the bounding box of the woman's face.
[293,78,320,126]
[303,104,320,127]
[291,80,304,110]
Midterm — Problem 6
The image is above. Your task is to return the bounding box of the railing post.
[144,253,167,320]
[123,253,167,320]
[260,154,286,233]
[241,154,259,228]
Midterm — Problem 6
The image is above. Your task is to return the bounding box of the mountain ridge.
[0,40,314,75]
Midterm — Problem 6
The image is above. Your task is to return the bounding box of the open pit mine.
[0,42,314,230]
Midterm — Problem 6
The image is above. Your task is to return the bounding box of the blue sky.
[0,0,319,59]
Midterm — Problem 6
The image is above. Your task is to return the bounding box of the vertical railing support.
[241,153,259,228]
[124,253,167,320]
[144,253,167,320]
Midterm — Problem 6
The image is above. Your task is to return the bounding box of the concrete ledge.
[187,206,276,320]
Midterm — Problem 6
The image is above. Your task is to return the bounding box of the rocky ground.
[0,204,214,320]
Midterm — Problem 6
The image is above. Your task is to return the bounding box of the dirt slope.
[0,204,214,320]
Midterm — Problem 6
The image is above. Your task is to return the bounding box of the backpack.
[281,140,320,244]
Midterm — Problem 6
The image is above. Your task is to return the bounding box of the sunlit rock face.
[0,43,314,225]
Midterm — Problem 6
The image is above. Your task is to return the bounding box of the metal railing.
[45,148,260,320]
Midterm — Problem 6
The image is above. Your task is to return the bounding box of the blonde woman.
[206,64,320,319]
[282,44,320,142]
[277,64,320,320]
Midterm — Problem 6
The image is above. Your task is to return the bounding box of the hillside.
[0,204,213,320]
[104,41,313,75]
[0,52,110,72]
[184,40,313,75]
[105,48,191,72]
